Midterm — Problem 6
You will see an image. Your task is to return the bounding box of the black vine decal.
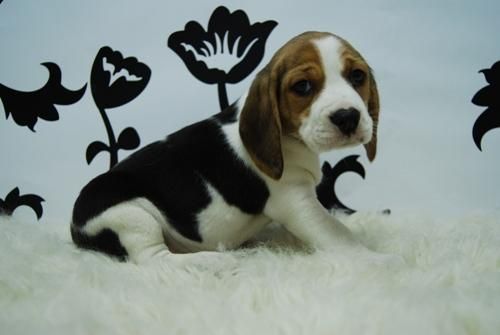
[168,6,277,110]
[87,46,151,169]
[471,60,500,150]
[316,156,366,214]
[0,187,44,220]
[0,63,86,131]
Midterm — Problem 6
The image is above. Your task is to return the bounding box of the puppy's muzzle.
[329,108,360,136]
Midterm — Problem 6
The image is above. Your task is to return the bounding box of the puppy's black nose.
[329,108,360,136]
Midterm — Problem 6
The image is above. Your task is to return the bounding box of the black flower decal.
[168,6,277,110]
[0,187,44,220]
[91,46,151,109]
[87,46,151,169]
[0,62,86,131]
[471,60,500,151]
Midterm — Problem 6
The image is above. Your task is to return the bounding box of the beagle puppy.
[71,31,380,263]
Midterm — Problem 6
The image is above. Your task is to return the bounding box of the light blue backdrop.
[1,0,499,223]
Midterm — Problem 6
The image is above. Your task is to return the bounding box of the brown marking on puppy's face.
[239,32,380,179]
[338,38,380,161]
[273,32,329,135]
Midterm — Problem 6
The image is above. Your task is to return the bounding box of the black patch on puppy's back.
[161,113,269,215]
[72,110,270,255]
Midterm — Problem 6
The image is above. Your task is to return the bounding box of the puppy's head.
[239,31,380,180]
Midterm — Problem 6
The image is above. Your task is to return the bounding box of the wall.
[1,0,499,223]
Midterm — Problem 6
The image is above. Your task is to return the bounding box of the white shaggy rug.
[1,212,500,335]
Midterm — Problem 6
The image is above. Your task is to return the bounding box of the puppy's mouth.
[307,129,370,152]
[334,121,373,145]
[331,133,366,148]
[297,118,372,153]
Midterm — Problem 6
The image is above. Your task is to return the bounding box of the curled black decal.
[471,60,500,151]
[0,187,45,220]
[0,63,86,131]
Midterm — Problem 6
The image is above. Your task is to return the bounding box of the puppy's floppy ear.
[364,70,380,161]
[239,65,283,179]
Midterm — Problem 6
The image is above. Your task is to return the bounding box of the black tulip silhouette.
[471,60,500,151]
[87,46,151,169]
[316,156,367,214]
[91,46,151,109]
[0,187,45,220]
[0,62,86,131]
[168,6,277,110]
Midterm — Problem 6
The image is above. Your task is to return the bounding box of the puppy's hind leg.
[74,198,171,264]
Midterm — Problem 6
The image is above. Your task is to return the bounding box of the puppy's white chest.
[197,184,269,248]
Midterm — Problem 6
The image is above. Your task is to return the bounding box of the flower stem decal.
[88,46,151,169]
[0,187,44,220]
[168,6,277,110]
[471,60,500,151]
[0,63,86,131]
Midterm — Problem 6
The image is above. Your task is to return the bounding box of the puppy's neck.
[281,136,321,185]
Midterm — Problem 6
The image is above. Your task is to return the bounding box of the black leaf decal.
[471,60,500,150]
[0,187,45,220]
[316,156,366,214]
[472,85,495,107]
[0,62,86,131]
[86,141,110,165]
[168,6,277,110]
[472,108,500,150]
[117,127,140,150]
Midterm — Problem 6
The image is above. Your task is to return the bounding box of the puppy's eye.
[291,80,313,96]
[349,69,366,87]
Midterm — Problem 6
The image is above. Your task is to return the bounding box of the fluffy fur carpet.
[1,212,499,335]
